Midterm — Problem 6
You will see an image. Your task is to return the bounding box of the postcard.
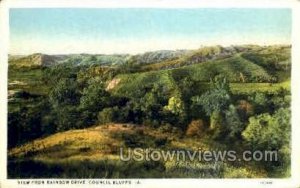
[0,0,300,187]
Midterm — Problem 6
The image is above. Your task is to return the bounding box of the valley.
[7,45,291,178]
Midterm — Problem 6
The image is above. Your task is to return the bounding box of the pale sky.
[9,8,291,55]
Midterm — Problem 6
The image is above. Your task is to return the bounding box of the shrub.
[186,119,205,137]
[119,131,153,148]
[224,105,244,140]
[164,96,185,116]
[98,107,116,124]
[79,80,110,112]
[242,108,290,150]
[237,100,253,116]
[242,108,291,175]
[49,78,81,107]
[158,123,173,133]
[154,137,168,147]
[248,92,268,114]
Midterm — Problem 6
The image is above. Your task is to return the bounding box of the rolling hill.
[8,45,290,99]
[112,54,278,98]
[8,124,267,178]
[8,53,130,67]
[7,44,291,178]
[9,45,291,73]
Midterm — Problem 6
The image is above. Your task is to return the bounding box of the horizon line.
[9,43,292,56]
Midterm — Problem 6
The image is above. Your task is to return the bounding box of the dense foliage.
[8,45,291,178]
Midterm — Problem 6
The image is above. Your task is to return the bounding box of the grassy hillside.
[8,67,48,96]
[9,53,69,67]
[112,54,278,98]
[241,45,291,82]
[230,80,290,94]
[174,55,274,82]
[9,53,130,68]
[8,124,267,178]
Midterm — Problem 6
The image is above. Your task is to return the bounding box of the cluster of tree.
[8,96,54,148]
[242,108,290,171]
[43,68,290,148]
[8,64,291,177]
[189,75,290,175]
[191,75,240,140]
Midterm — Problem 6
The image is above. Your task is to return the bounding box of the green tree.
[79,79,111,125]
[242,108,290,150]
[43,63,82,86]
[193,76,231,115]
[55,105,81,131]
[242,108,291,175]
[248,92,268,114]
[164,96,184,115]
[121,82,169,125]
[79,80,110,111]
[49,78,81,107]
[224,105,243,140]
[192,88,230,117]
[48,78,83,131]
[191,75,232,139]
[98,107,116,124]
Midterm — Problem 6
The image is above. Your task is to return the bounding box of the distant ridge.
[9,53,68,67]
[8,45,291,68]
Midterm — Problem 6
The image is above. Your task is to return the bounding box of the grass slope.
[8,67,49,95]
[113,54,275,97]
[178,55,273,82]
[8,124,267,178]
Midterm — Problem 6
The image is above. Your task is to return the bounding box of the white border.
[1,0,297,8]
[291,2,300,188]
[0,0,300,188]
